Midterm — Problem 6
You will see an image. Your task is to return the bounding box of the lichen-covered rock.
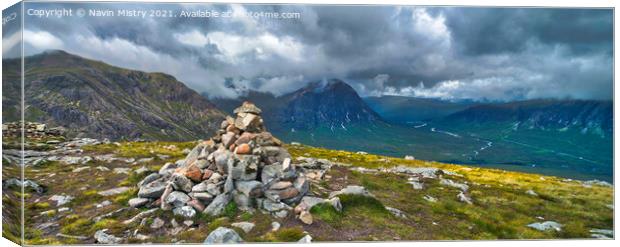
[138,180,167,198]
[203,227,243,244]
[204,193,231,216]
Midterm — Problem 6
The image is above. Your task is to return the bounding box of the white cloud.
[2,31,21,54]
[174,30,209,47]
[204,31,305,64]
[23,30,63,50]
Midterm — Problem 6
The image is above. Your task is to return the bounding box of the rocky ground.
[1,106,614,244]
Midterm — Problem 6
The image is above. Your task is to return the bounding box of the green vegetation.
[10,140,612,244]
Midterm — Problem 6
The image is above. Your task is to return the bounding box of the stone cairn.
[131,102,309,219]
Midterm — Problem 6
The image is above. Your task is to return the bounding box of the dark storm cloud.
[6,2,613,101]
[445,8,613,56]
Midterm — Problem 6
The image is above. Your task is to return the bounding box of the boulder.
[192,182,210,192]
[202,170,214,180]
[171,173,193,193]
[440,179,469,192]
[298,235,312,243]
[230,155,259,181]
[138,173,160,187]
[203,227,243,244]
[173,205,196,218]
[329,185,373,198]
[299,210,313,225]
[221,132,237,149]
[231,222,255,233]
[94,229,123,244]
[181,165,202,182]
[165,191,190,207]
[204,193,231,216]
[128,198,150,208]
[235,143,252,155]
[235,180,263,197]
[527,221,563,232]
[138,180,167,198]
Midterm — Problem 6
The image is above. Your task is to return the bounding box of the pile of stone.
[2,121,65,139]
[132,102,309,219]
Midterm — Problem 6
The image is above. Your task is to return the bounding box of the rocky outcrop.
[2,121,65,139]
[132,102,309,218]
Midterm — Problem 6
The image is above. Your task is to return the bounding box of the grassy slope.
[5,141,613,244]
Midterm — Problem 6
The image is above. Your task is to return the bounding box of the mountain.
[2,50,226,141]
[364,95,475,124]
[212,79,383,132]
[212,81,612,181]
[442,99,613,136]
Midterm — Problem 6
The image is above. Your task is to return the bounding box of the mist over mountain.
[2,50,226,141]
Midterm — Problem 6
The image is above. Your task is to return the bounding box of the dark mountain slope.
[443,99,613,135]
[212,79,383,132]
[2,50,226,141]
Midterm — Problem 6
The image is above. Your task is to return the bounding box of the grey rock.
[135,166,150,175]
[423,195,437,203]
[190,192,214,202]
[273,210,288,218]
[3,178,45,194]
[49,195,74,206]
[206,183,222,196]
[440,179,469,192]
[221,132,237,148]
[191,182,210,192]
[203,227,243,244]
[262,199,290,212]
[232,191,252,210]
[158,162,177,176]
[97,187,130,196]
[392,166,441,178]
[94,229,123,244]
[590,229,613,239]
[165,191,191,207]
[457,191,473,204]
[385,206,407,218]
[150,218,165,229]
[298,235,312,243]
[329,185,373,198]
[326,197,342,212]
[271,222,281,231]
[231,222,255,233]
[213,150,232,173]
[113,168,131,174]
[527,221,563,232]
[128,198,150,208]
[138,173,161,187]
[138,180,167,198]
[72,166,90,173]
[526,190,538,196]
[261,164,282,184]
[230,155,259,181]
[235,180,263,197]
[173,206,196,218]
[204,193,231,216]
[171,173,193,193]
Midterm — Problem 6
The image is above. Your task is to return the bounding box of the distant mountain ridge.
[2,50,226,141]
[212,79,383,132]
[442,99,613,135]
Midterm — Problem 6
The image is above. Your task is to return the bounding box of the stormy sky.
[2,2,613,101]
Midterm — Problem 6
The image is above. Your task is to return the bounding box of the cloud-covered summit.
[3,2,613,101]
